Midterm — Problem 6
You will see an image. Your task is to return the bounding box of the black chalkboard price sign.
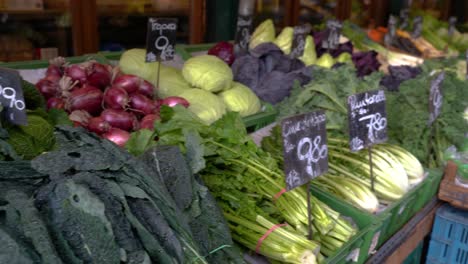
[234,14,253,54]
[281,110,328,191]
[321,19,342,50]
[145,18,177,62]
[347,90,388,152]
[290,24,312,58]
[0,68,27,125]
[428,71,445,126]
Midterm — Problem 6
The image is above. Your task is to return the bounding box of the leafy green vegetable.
[182,55,233,93]
[7,113,55,160]
[21,80,45,110]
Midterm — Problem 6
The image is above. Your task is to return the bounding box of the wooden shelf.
[97,8,189,17]
[366,198,442,264]
[0,9,66,15]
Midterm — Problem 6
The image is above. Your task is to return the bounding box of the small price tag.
[411,16,423,39]
[347,90,388,152]
[384,15,397,47]
[0,68,27,125]
[145,18,177,62]
[400,9,409,29]
[321,19,342,50]
[290,24,312,58]
[234,14,253,54]
[281,110,328,191]
[428,71,445,126]
[368,231,381,255]
[448,16,457,37]
[465,50,468,80]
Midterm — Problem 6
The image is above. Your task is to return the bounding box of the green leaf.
[125,129,157,156]
[183,129,205,174]
[21,80,46,110]
[47,109,73,126]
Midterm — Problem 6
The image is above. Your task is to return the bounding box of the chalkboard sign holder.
[347,90,388,193]
[281,110,328,239]
[146,17,177,98]
[427,71,445,165]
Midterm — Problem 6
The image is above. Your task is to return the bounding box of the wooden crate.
[438,161,468,209]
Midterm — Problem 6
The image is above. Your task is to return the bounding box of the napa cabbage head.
[158,66,191,98]
[179,88,226,124]
[182,55,233,93]
[119,48,161,82]
[219,82,261,117]
[249,19,275,50]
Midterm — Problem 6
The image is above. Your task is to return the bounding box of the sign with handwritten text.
[281,111,328,191]
[146,18,177,62]
[347,90,388,152]
[428,71,445,126]
[234,14,253,54]
[0,68,27,125]
[290,24,312,58]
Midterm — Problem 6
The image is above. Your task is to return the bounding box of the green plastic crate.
[310,169,444,263]
[0,53,112,70]
[176,43,215,61]
[312,188,382,264]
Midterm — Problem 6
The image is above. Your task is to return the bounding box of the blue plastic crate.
[426,204,468,264]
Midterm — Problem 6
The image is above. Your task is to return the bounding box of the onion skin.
[47,97,65,110]
[129,93,156,115]
[102,128,130,147]
[65,65,87,84]
[36,79,59,99]
[112,74,141,94]
[140,114,160,130]
[138,80,155,98]
[67,84,103,116]
[87,116,111,135]
[100,109,138,131]
[104,87,129,110]
[161,96,190,108]
[46,65,62,78]
[69,110,92,127]
[87,63,111,89]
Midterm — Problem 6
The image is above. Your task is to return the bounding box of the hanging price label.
[384,15,397,47]
[321,19,342,50]
[347,90,388,152]
[290,24,311,58]
[0,68,27,125]
[145,18,177,62]
[234,14,253,54]
[400,9,409,30]
[428,71,445,126]
[448,16,457,37]
[281,111,328,191]
[411,16,423,39]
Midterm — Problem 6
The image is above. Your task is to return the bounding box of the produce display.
[0,8,466,264]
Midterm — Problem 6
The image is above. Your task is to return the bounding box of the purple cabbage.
[231,43,313,104]
[380,65,422,92]
[351,51,381,77]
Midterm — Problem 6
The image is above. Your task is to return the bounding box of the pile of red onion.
[36,59,189,147]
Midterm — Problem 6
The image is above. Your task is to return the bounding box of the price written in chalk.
[347,90,388,152]
[290,24,312,58]
[234,14,253,54]
[146,18,177,62]
[0,68,27,125]
[281,111,328,191]
[428,71,445,126]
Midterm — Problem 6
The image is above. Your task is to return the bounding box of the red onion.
[67,84,103,115]
[140,114,160,130]
[100,109,138,131]
[87,63,111,89]
[138,80,155,98]
[161,96,190,108]
[102,128,130,147]
[87,116,111,135]
[103,87,129,110]
[46,64,62,78]
[112,74,141,94]
[129,93,156,115]
[208,41,235,65]
[69,110,92,127]
[36,79,59,99]
[47,97,65,110]
[65,65,87,84]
